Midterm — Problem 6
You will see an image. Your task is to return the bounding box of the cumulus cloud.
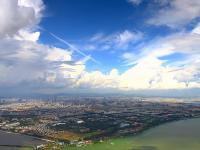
[14,30,40,42]
[120,56,185,89]
[0,0,200,95]
[120,23,200,89]
[0,0,43,37]
[18,0,44,19]
[147,0,200,28]
[0,0,86,93]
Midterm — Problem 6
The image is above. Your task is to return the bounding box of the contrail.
[47,31,100,65]
[168,67,185,72]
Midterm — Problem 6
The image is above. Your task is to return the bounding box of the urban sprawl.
[0,96,200,149]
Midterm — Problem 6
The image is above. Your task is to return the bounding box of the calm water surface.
[0,130,45,150]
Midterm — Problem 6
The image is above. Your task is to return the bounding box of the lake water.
[65,118,200,150]
[0,130,45,150]
[132,118,200,150]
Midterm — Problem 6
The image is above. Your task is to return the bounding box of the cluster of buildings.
[0,96,200,148]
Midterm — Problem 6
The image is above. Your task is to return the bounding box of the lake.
[0,130,46,150]
[65,118,200,150]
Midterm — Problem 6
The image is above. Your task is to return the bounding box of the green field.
[63,118,200,150]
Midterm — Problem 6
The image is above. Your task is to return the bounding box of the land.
[0,96,200,149]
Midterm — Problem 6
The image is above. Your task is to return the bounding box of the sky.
[0,0,200,96]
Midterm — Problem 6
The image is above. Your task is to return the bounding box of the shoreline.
[0,145,33,148]
[62,117,200,150]
[113,116,200,140]
[0,129,54,143]
[62,117,200,149]
[0,129,50,148]
[1,117,200,148]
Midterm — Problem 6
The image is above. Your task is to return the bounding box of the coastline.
[63,117,200,150]
[0,129,48,149]
[61,117,200,149]
[1,117,200,149]
[114,116,200,140]
[0,129,54,143]
[0,145,33,149]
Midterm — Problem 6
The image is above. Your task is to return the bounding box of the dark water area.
[0,130,46,149]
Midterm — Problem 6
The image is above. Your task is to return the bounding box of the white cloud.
[0,0,44,37]
[76,69,120,89]
[14,30,40,42]
[119,23,200,89]
[18,0,44,19]
[148,0,200,28]
[1,0,200,95]
[192,23,200,35]
[75,54,200,90]
[45,47,72,62]
[0,0,84,91]
[127,0,142,5]
[115,30,142,48]
[122,52,135,60]
[88,30,143,51]
[120,56,186,89]
[90,33,104,42]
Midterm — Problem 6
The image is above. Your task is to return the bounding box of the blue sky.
[0,0,200,96]
[40,0,172,72]
[39,0,200,73]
